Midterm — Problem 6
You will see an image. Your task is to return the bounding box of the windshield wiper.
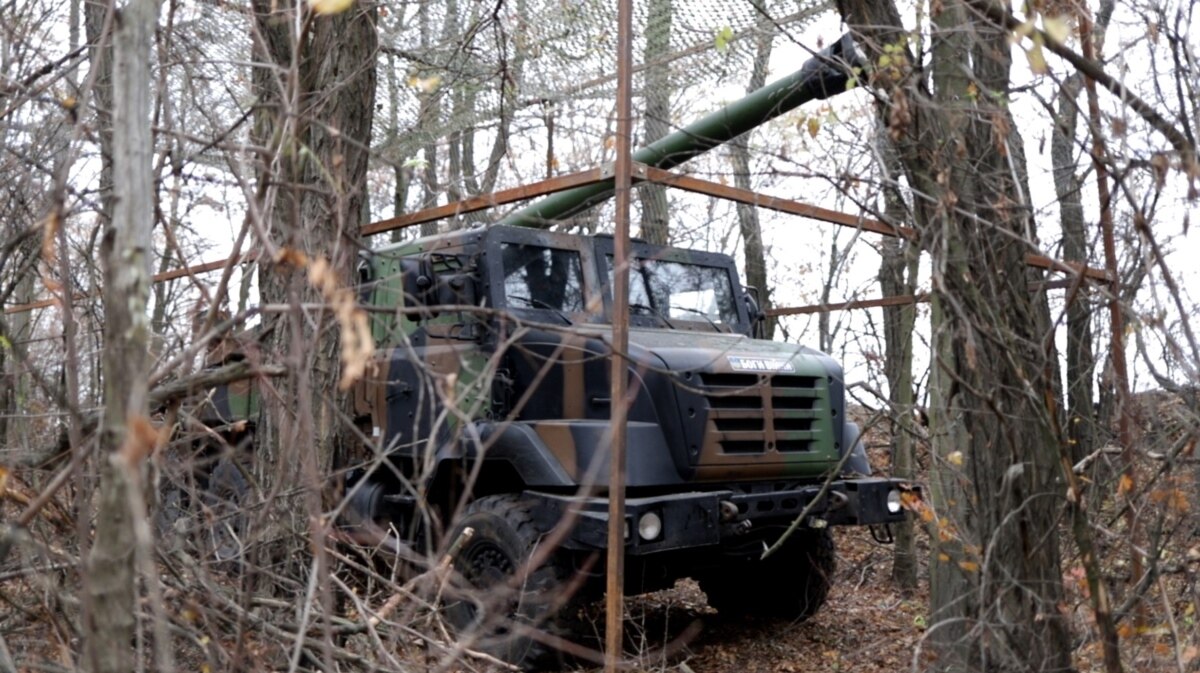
[628,302,676,329]
[507,295,572,325]
[669,305,723,331]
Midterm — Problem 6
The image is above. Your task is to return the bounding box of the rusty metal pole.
[605,0,633,669]
[1079,7,1142,627]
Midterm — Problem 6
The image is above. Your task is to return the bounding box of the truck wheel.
[699,528,835,622]
[442,494,575,670]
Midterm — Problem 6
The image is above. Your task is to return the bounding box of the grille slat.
[708,396,764,410]
[773,397,817,410]
[700,373,763,388]
[721,440,766,454]
[774,417,814,432]
[713,417,764,432]
[771,375,820,389]
[716,431,770,442]
[700,370,824,456]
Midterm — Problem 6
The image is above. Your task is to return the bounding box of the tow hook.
[719,500,753,535]
[719,500,739,522]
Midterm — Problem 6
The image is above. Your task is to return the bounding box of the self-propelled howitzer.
[196,34,913,671]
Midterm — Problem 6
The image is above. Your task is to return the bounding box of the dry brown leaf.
[41,209,59,264]
[275,247,309,268]
[120,415,159,467]
[307,257,375,389]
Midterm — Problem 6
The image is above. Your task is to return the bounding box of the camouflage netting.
[358,0,877,346]
[369,0,838,233]
[3,0,887,405]
[145,0,861,305]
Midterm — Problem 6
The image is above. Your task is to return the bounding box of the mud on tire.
[698,527,836,622]
[443,494,579,670]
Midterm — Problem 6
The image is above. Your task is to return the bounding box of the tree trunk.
[87,0,159,671]
[835,1,1071,669]
[250,0,377,579]
[1052,77,1097,466]
[876,127,919,590]
[730,5,775,338]
[384,50,411,242]
[818,235,839,353]
[416,0,440,237]
[637,0,671,246]
[2,241,35,453]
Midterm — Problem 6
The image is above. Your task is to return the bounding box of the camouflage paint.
[349,226,847,488]
[205,225,854,492]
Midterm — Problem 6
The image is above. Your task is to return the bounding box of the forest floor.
[5,402,1198,672]
[565,409,933,673]
[563,401,1200,673]
[573,400,1200,673]
[604,530,931,673]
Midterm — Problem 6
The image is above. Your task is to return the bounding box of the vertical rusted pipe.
[1079,6,1142,623]
[604,0,634,669]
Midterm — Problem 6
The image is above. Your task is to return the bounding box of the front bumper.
[526,477,916,556]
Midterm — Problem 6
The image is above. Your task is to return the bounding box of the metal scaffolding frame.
[3,162,1112,317]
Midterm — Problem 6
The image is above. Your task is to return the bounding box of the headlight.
[886,489,903,514]
[637,512,663,541]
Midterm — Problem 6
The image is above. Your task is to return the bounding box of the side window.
[500,243,586,312]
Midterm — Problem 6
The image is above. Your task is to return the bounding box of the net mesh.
[368,0,833,226]
[161,0,862,345]
[3,0,880,358]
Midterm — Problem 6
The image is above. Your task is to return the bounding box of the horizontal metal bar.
[633,164,1111,282]
[4,163,1110,315]
[770,294,930,317]
[633,164,912,238]
[361,168,607,236]
[4,252,254,315]
[769,279,1083,316]
[6,171,609,315]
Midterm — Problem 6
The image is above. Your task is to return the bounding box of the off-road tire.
[443,494,577,670]
[699,527,836,622]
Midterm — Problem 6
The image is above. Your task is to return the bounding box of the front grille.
[699,372,823,455]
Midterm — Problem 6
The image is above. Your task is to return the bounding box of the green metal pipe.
[500,34,863,228]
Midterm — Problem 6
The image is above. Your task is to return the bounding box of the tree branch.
[972,0,1195,160]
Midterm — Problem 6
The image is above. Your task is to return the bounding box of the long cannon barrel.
[500,34,864,228]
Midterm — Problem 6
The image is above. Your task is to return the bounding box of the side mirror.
[743,287,766,339]
[356,253,375,305]
[433,272,476,310]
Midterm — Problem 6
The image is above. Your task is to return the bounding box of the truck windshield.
[607,255,739,325]
[501,243,586,312]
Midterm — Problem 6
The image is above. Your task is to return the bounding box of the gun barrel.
[500,34,864,228]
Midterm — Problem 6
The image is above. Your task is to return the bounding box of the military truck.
[307,223,902,665]
[193,34,915,669]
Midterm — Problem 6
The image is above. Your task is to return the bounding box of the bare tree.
[86,0,159,670]
[835,2,1073,669]
[730,2,776,337]
[637,0,671,245]
[249,0,377,581]
[876,126,920,590]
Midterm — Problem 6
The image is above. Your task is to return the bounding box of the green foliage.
[714,25,734,53]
